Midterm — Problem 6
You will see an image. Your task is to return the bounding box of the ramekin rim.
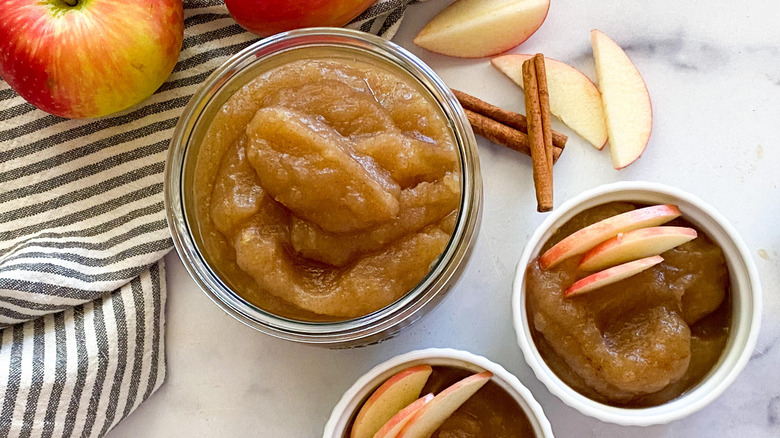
[322,347,554,437]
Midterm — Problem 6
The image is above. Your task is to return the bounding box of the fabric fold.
[0,260,166,437]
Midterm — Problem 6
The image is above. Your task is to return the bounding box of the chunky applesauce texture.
[194,59,460,321]
[526,202,730,406]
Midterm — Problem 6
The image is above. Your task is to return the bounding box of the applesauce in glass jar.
[525,202,731,407]
[165,29,481,346]
[193,57,461,321]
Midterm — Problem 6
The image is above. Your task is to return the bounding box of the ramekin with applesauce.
[165,28,481,347]
[323,348,554,437]
[512,181,761,425]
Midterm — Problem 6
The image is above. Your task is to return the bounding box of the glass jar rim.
[164,28,481,345]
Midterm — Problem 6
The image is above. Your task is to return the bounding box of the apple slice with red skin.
[350,365,433,438]
[539,204,681,269]
[397,371,493,438]
[565,255,664,297]
[373,394,434,438]
[591,29,653,169]
[579,226,697,271]
[491,54,608,149]
[413,0,550,58]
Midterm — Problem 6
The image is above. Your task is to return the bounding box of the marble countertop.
[111,1,780,436]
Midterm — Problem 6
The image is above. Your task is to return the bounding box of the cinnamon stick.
[522,55,554,212]
[452,89,567,150]
[534,54,554,173]
[464,109,562,163]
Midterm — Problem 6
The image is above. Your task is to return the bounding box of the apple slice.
[539,204,681,269]
[397,371,492,438]
[563,256,664,297]
[566,255,663,297]
[413,0,550,58]
[373,394,434,438]
[579,226,697,271]
[492,54,608,149]
[591,29,653,169]
[350,365,433,438]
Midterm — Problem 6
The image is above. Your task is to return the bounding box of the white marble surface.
[111,1,780,436]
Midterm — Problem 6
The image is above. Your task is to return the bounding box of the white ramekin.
[512,181,762,426]
[323,348,554,437]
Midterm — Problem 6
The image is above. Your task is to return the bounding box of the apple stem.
[62,0,78,6]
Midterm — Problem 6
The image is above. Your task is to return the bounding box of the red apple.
[225,0,376,37]
[539,204,681,269]
[579,226,697,271]
[0,0,183,119]
[351,365,433,438]
[565,255,663,297]
[397,371,492,438]
[373,394,434,438]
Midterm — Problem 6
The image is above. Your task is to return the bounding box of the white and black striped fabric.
[0,0,421,435]
[0,262,165,436]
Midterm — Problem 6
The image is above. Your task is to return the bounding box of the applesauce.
[526,202,731,407]
[192,58,461,321]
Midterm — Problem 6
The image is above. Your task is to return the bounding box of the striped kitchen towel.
[0,263,165,437]
[0,0,423,436]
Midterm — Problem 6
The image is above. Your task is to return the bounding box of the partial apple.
[539,204,681,269]
[413,0,550,58]
[591,29,653,169]
[579,226,697,271]
[350,365,433,438]
[492,54,608,150]
[565,255,663,297]
[0,0,183,119]
[373,394,434,438]
[225,0,376,37]
[398,371,492,438]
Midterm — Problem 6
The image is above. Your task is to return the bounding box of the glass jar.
[165,28,482,347]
